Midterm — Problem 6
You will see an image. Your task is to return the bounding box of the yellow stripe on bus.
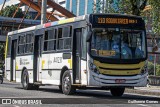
[94,60,145,75]
[94,60,144,69]
[16,62,18,70]
[68,59,72,69]
[58,18,75,24]
[42,60,45,69]
[5,36,8,59]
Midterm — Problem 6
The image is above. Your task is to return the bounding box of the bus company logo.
[2,99,11,104]
[20,58,30,65]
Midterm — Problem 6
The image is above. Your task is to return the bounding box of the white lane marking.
[13,105,20,107]
[125,92,160,98]
[138,104,152,107]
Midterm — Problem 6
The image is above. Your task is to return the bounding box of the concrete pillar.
[70,0,72,12]
[85,0,88,14]
[41,0,47,24]
[77,0,80,16]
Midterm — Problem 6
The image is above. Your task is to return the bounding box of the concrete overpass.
[0,16,40,42]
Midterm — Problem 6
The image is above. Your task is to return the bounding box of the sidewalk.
[125,85,160,96]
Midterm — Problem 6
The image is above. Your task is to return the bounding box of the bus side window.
[7,37,12,56]
[25,33,34,53]
[44,29,56,51]
[81,28,87,59]
[56,26,72,50]
[18,35,25,54]
[44,31,48,51]
[63,26,72,49]
[48,29,56,51]
[57,28,63,50]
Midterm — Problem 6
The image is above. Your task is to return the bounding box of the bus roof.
[7,13,143,36]
[8,15,87,36]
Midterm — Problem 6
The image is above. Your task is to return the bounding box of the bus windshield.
[91,28,146,59]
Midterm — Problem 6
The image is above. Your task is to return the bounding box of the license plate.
[115,79,126,83]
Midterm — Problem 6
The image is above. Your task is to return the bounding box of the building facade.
[66,0,105,16]
[54,0,66,8]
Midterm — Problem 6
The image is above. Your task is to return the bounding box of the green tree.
[130,0,148,16]
[94,0,148,16]
[148,0,160,35]
[0,5,24,18]
[112,0,148,16]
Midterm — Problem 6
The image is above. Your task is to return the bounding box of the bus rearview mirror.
[86,31,92,42]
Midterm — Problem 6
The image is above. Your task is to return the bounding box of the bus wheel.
[33,85,39,90]
[62,70,75,95]
[0,76,3,84]
[21,69,33,90]
[110,87,125,97]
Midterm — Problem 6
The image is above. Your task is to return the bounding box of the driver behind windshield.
[121,34,132,59]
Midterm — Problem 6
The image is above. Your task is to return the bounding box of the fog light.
[94,68,100,74]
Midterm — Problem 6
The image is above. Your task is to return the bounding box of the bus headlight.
[93,67,100,74]
[89,62,100,74]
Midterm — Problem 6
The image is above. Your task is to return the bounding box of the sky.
[0,0,9,5]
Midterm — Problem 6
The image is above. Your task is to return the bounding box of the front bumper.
[90,72,148,87]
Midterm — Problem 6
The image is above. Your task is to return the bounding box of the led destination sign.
[91,14,144,28]
[97,18,138,24]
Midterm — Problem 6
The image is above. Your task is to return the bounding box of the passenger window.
[81,28,87,59]
[57,26,72,50]
[18,35,25,54]
[7,37,12,55]
[44,31,48,51]
[44,29,56,51]
[25,33,34,53]
[57,28,63,49]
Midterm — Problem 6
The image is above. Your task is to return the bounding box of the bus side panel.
[81,60,87,85]
[6,57,11,81]
[16,55,34,83]
[41,53,50,84]
[41,53,71,85]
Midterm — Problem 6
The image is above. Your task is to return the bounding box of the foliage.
[94,0,148,16]
[148,61,160,76]
[130,0,148,16]
[0,5,31,19]
[105,0,133,14]
[148,61,154,75]
[156,64,160,76]
[0,5,24,18]
[148,0,160,35]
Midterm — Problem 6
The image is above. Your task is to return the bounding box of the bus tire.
[33,85,39,90]
[0,76,3,84]
[110,87,125,97]
[62,70,75,95]
[21,69,33,90]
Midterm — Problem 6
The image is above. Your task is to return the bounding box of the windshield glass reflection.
[91,28,146,59]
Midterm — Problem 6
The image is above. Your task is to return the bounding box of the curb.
[125,88,160,96]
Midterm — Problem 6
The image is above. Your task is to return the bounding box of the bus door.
[10,39,17,81]
[73,28,82,83]
[33,35,43,82]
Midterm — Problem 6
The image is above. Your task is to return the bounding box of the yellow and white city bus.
[5,14,148,96]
